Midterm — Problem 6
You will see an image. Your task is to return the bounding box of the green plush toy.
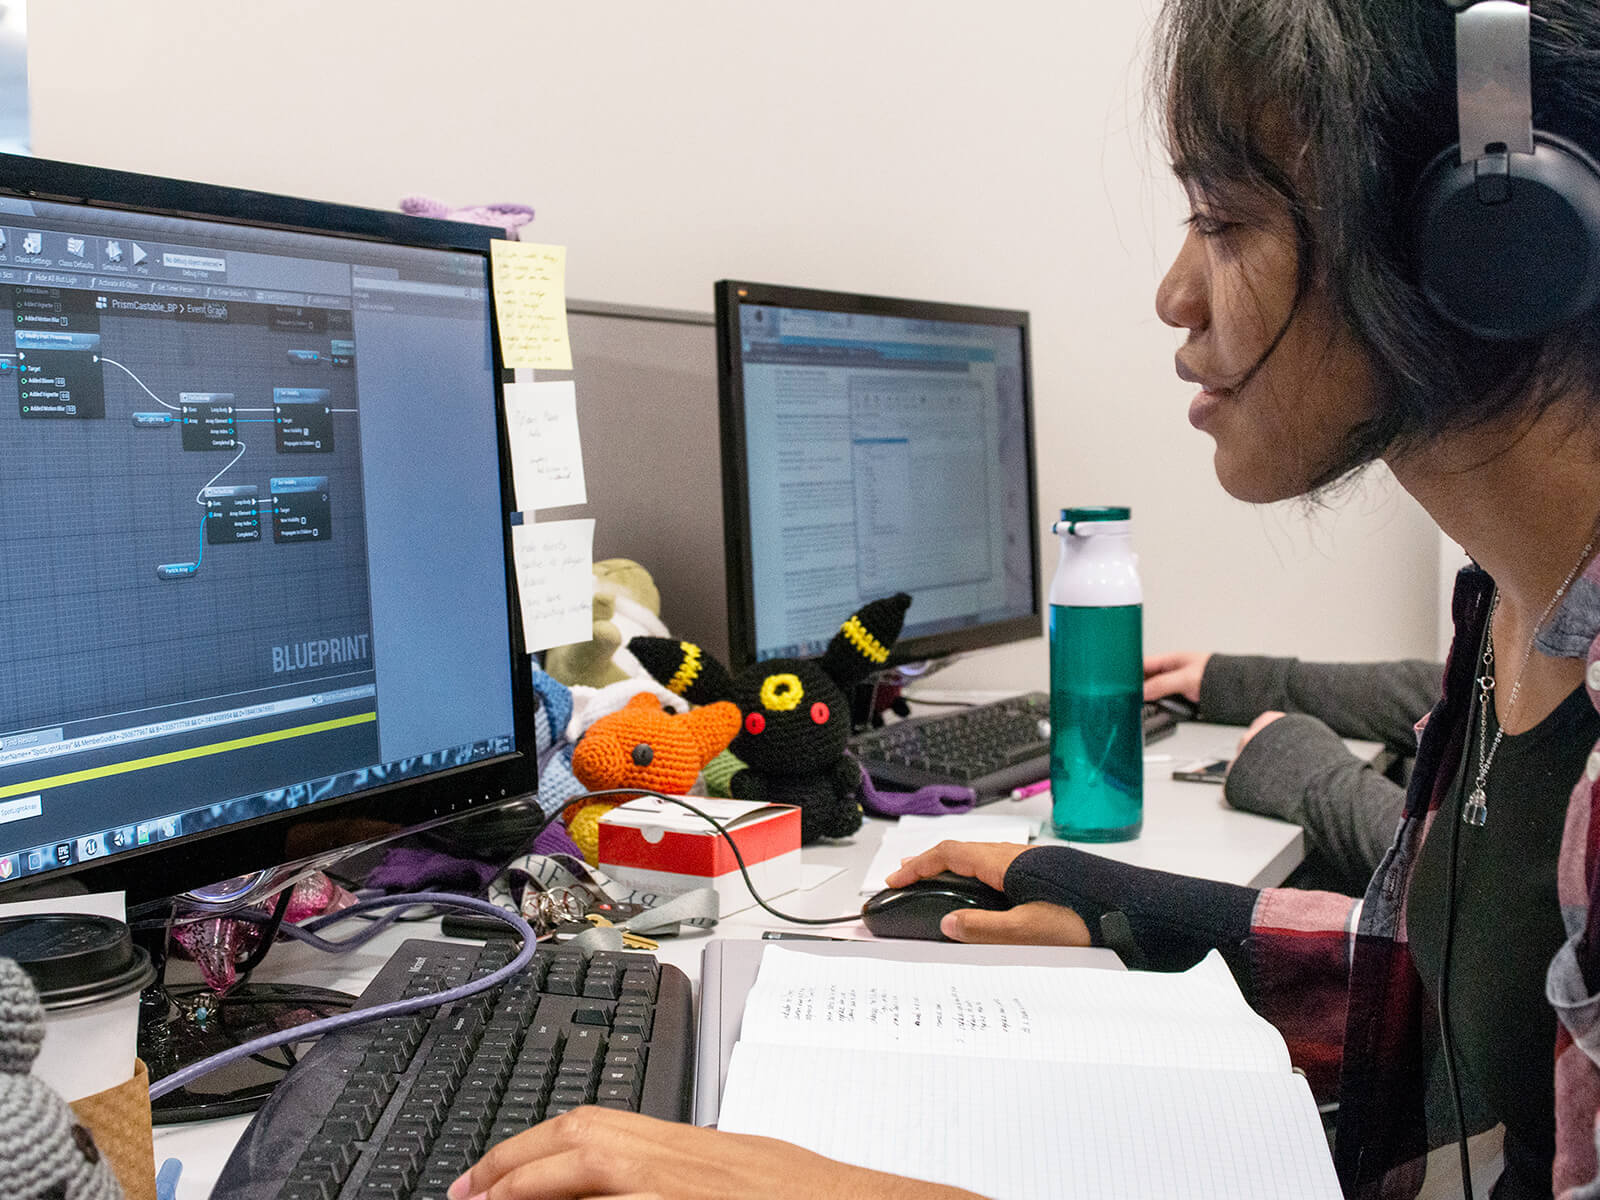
[544,558,667,687]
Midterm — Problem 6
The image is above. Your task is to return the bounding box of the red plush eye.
[744,712,766,735]
[810,701,830,725]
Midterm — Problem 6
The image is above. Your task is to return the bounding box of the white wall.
[29,1,1442,689]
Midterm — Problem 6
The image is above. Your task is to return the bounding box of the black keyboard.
[852,691,1181,802]
[213,938,693,1200]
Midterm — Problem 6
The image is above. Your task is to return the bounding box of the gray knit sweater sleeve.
[1196,654,1441,749]
[1194,656,1440,890]
[1222,712,1406,889]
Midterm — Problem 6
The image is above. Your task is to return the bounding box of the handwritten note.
[737,948,1290,1072]
[715,949,1342,1199]
[504,380,587,511]
[489,240,573,369]
[511,518,593,651]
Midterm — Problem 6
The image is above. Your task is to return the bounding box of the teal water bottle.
[1048,507,1143,841]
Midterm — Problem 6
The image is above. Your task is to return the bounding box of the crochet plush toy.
[545,559,668,689]
[562,692,741,863]
[0,958,123,1200]
[630,593,912,844]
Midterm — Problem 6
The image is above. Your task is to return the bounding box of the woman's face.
[1155,184,1378,502]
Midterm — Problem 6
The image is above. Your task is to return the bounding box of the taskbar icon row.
[0,812,186,882]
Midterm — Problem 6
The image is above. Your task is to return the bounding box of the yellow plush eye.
[759,673,804,711]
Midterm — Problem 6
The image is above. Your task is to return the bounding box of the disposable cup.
[0,913,156,1102]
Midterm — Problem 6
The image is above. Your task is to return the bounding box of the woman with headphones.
[450,3,1600,1197]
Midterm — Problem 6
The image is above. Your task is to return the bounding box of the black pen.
[761,931,850,941]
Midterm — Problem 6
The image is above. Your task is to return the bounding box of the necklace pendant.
[1463,786,1489,827]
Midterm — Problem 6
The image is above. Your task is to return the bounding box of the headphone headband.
[1455,1,1533,165]
[1409,0,1600,339]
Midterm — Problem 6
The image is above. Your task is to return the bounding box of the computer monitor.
[715,280,1040,671]
[0,153,538,913]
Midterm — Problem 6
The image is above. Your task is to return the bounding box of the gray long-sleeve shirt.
[1196,654,1443,894]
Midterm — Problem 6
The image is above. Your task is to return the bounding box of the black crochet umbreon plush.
[629,593,911,844]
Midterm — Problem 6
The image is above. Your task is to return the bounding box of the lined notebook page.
[737,947,1289,1074]
[716,1045,1341,1200]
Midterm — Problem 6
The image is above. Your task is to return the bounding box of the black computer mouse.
[860,871,1011,941]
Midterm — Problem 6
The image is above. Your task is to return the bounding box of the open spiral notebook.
[713,947,1341,1200]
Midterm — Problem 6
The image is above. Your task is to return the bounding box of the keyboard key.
[489,1119,526,1146]
[543,971,581,995]
[573,1001,614,1026]
[551,1083,591,1107]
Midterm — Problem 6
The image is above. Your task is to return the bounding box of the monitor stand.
[851,657,962,731]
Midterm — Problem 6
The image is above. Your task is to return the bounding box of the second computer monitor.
[716,281,1040,669]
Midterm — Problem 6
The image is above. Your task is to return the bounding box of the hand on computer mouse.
[884,841,1091,946]
[883,839,1028,893]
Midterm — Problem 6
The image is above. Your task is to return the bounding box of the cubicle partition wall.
[539,301,732,664]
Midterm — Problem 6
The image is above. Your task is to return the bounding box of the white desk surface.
[154,719,1375,1198]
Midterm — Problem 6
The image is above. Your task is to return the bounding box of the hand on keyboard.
[450,1107,987,1200]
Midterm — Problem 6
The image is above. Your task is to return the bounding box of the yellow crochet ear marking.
[759,672,804,711]
[667,643,703,695]
[840,616,890,664]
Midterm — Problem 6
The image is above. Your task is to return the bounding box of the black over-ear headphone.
[1410,0,1600,340]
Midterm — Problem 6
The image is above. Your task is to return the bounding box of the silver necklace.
[1464,534,1599,826]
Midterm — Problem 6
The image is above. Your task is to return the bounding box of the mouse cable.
[574,787,867,926]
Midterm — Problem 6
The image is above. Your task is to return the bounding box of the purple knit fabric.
[852,753,976,817]
[532,819,585,859]
[365,846,503,893]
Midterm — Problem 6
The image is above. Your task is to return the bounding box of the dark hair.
[1154,0,1600,487]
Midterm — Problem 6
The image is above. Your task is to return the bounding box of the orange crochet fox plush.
[563,692,741,863]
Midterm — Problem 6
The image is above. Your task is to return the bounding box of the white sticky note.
[512,518,594,651]
[504,380,587,511]
[489,240,573,370]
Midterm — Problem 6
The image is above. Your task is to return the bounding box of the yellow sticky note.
[489,239,573,370]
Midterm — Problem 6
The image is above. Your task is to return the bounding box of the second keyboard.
[852,691,1180,801]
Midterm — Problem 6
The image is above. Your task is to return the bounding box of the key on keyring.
[584,911,658,951]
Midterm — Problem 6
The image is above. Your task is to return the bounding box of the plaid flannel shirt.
[1007,561,1600,1198]
[1260,563,1600,1198]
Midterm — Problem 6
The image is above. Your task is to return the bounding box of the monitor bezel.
[715,279,1042,672]
[0,152,541,908]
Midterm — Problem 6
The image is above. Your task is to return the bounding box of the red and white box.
[597,796,801,916]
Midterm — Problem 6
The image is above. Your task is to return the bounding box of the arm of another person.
[1224,711,1406,891]
[1148,653,1436,888]
[1197,654,1441,750]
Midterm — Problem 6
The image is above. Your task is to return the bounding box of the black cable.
[1438,737,1476,1200]
[230,886,293,986]
[574,788,869,925]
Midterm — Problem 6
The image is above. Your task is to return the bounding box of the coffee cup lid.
[0,914,156,1009]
